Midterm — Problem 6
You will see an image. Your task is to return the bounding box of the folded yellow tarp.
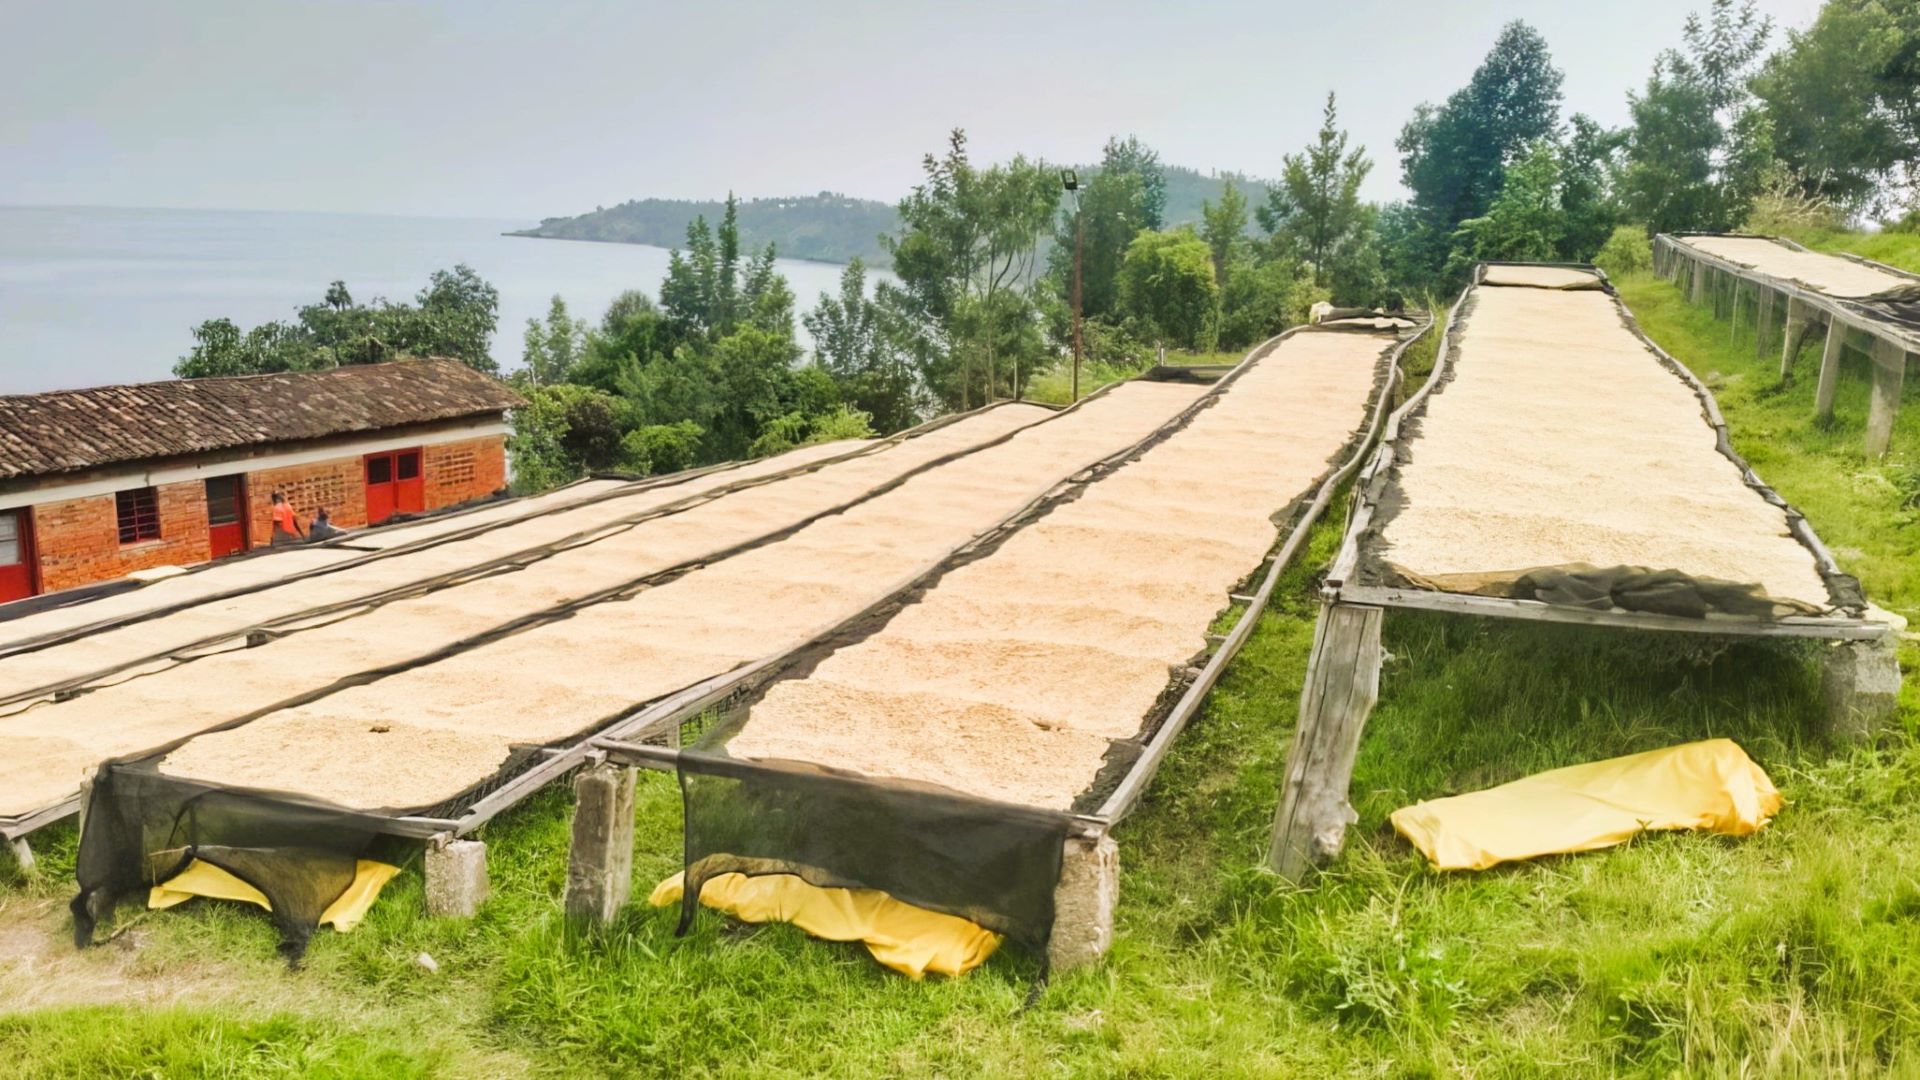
[149,858,401,932]
[1391,738,1782,871]
[650,871,1001,979]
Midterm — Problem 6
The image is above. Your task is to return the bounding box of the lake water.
[0,206,861,393]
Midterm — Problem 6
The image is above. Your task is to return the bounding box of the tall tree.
[1100,135,1167,230]
[1200,179,1248,285]
[1754,0,1920,213]
[1621,0,1775,233]
[886,130,1058,408]
[1117,228,1219,349]
[1453,141,1567,263]
[1262,92,1373,286]
[521,295,586,387]
[1395,22,1564,279]
[803,259,923,432]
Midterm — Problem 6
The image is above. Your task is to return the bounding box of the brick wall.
[246,458,366,543]
[24,432,510,594]
[422,435,508,510]
[34,480,209,592]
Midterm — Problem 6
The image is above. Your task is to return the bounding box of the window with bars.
[116,487,161,544]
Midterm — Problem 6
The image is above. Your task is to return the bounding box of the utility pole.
[1063,170,1084,402]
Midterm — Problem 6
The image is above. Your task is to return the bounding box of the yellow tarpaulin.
[149,858,401,932]
[1391,738,1782,871]
[650,871,1002,979]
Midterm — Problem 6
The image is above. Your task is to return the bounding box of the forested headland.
[173,0,1919,494]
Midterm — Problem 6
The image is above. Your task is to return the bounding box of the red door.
[0,508,38,604]
[205,474,248,559]
[364,448,424,525]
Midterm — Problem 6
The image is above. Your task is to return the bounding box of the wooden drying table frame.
[1653,233,1918,458]
[1266,262,1901,882]
[566,314,1437,969]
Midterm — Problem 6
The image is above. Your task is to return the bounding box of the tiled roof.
[0,359,525,480]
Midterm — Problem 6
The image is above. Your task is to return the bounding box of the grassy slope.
[1776,227,1920,276]
[4,276,1919,1077]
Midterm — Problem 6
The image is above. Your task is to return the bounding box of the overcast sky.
[3,0,1823,222]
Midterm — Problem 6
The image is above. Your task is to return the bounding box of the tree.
[1117,229,1220,349]
[885,130,1059,408]
[1100,135,1167,230]
[1216,256,1318,350]
[1558,114,1626,260]
[1200,180,1248,285]
[1621,0,1775,233]
[1453,141,1567,264]
[1047,166,1148,321]
[1263,92,1374,288]
[1394,22,1564,281]
[1754,0,1920,214]
[520,295,586,387]
[803,259,923,432]
[174,266,501,378]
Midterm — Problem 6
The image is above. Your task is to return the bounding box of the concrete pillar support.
[425,838,489,918]
[1865,339,1908,458]
[1048,833,1119,972]
[6,837,35,878]
[564,761,638,925]
[1821,635,1903,744]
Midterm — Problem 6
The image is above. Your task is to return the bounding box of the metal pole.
[1071,198,1085,403]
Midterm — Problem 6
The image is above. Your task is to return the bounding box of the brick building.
[0,358,523,603]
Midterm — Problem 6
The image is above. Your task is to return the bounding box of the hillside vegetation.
[512,166,1273,268]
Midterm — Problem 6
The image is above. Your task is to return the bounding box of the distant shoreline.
[501,229,865,269]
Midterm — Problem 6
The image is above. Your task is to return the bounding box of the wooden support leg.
[1814,321,1849,424]
[564,761,637,925]
[1268,603,1384,881]
[1821,635,1902,743]
[1781,298,1810,380]
[424,838,489,917]
[1755,289,1775,360]
[6,837,35,878]
[1866,339,1908,458]
[1729,282,1745,340]
[1048,833,1119,972]
[1691,260,1709,305]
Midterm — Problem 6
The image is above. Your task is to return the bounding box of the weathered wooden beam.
[1866,338,1909,458]
[1781,297,1811,380]
[1755,288,1775,361]
[1814,320,1850,423]
[1268,603,1384,881]
[1691,258,1710,305]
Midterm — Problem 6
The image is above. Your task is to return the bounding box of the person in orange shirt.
[269,490,304,546]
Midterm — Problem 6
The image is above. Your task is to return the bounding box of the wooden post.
[1866,338,1908,458]
[1755,288,1775,360]
[564,761,637,925]
[1268,603,1384,881]
[1814,320,1849,423]
[1691,259,1709,305]
[1781,298,1810,380]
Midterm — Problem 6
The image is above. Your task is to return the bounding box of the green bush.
[1593,225,1653,278]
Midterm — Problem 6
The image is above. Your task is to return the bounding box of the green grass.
[3,278,1918,1076]
[1770,226,1920,276]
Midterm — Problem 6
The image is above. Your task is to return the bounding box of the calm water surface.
[0,206,859,393]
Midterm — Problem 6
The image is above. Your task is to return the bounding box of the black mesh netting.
[676,708,1072,958]
[71,762,404,963]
